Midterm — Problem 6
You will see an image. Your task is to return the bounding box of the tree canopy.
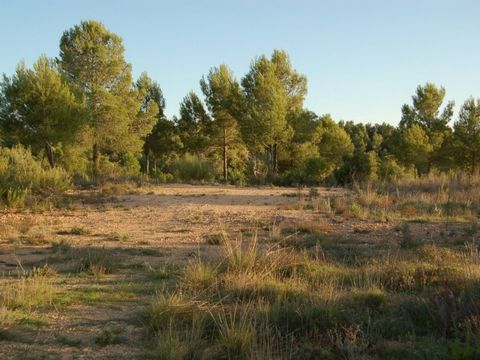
[0,20,478,185]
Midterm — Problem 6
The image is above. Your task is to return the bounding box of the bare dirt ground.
[0,185,473,359]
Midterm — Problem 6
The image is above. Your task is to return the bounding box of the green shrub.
[173,154,215,183]
[118,152,141,177]
[0,146,71,207]
[303,157,329,184]
[0,145,71,194]
[152,170,175,183]
[378,155,409,182]
[4,187,30,209]
[446,330,480,360]
[353,288,387,311]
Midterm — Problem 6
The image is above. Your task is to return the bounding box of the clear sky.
[1,0,479,125]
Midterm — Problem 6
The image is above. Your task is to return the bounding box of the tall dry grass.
[142,223,480,358]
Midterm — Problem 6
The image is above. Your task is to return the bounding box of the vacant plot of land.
[0,184,478,359]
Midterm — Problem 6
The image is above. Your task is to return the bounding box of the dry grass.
[0,277,56,310]
[353,173,480,222]
[0,182,479,358]
[141,226,480,358]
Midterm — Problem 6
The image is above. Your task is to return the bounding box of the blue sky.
[1,0,479,124]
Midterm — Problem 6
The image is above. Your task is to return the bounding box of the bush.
[173,154,215,183]
[119,152,141,177]
[0,146,71,207]
[379,155,408,182]
[93,154,140,182]
[151,170,175,183]
[304,157,330,184]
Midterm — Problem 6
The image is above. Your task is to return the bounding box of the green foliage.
[173,154,215,183]
[241,50,305,176]
[0,146,70,206]
[119,152,141,177]
[313,115,354,182]
[75,247,117,276]
[135,71,166,119]
[201,64,247,183]
[316,115,354,168]
[453,98,480,174]
[399,83,454,172]
[95,328,123,347]
[4,187,30,209]
[0,19,479,187]
[176,91,211,156]
[144,118,183,172]
[303,157,329,184]
[92,154,140,181]
[0,56,85,159]
[398,123,433,175]
[59,20,155,176]
[446,330,480,360]
[379,155,409,181]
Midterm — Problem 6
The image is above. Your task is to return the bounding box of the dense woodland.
[1,20,479,192]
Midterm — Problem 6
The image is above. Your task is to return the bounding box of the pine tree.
[176,92,211,156]
[0,56,85,166]
[400,83,454,171]
[59,20,151,176]
[201,65,245,183]
[241,55,288,177]
[453,98,480,174]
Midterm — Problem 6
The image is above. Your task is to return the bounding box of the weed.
[17,217,36,235]
[352,288,387,311]
[144,263,175,280]
[56,335,82,347]
[309,187,319,199]
[51,239,72,253]
[399,223,421,248]
[205,231,227,245]
[0,306,18,330]
[57,226,90,236]
[269,221,283,242]
[223,234,260,274]
[17,232,50,245]
[104,232,128,241]
[75,247,117,276]
[182,261,217,291]
[0,277,56,310]
[212,305,254,360]
[95,328,124,346]
[143,292,207,334]
[24,264,58,278]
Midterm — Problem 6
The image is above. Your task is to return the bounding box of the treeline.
[1,20,479,188]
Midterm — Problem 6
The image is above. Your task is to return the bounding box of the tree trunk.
[92,143,99,178]
[223,127,228,183]
[145,151,150,175]
[273,143,278,174]
[472,152,476,175]
[44,141,54,168]
[266,144,273,179]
